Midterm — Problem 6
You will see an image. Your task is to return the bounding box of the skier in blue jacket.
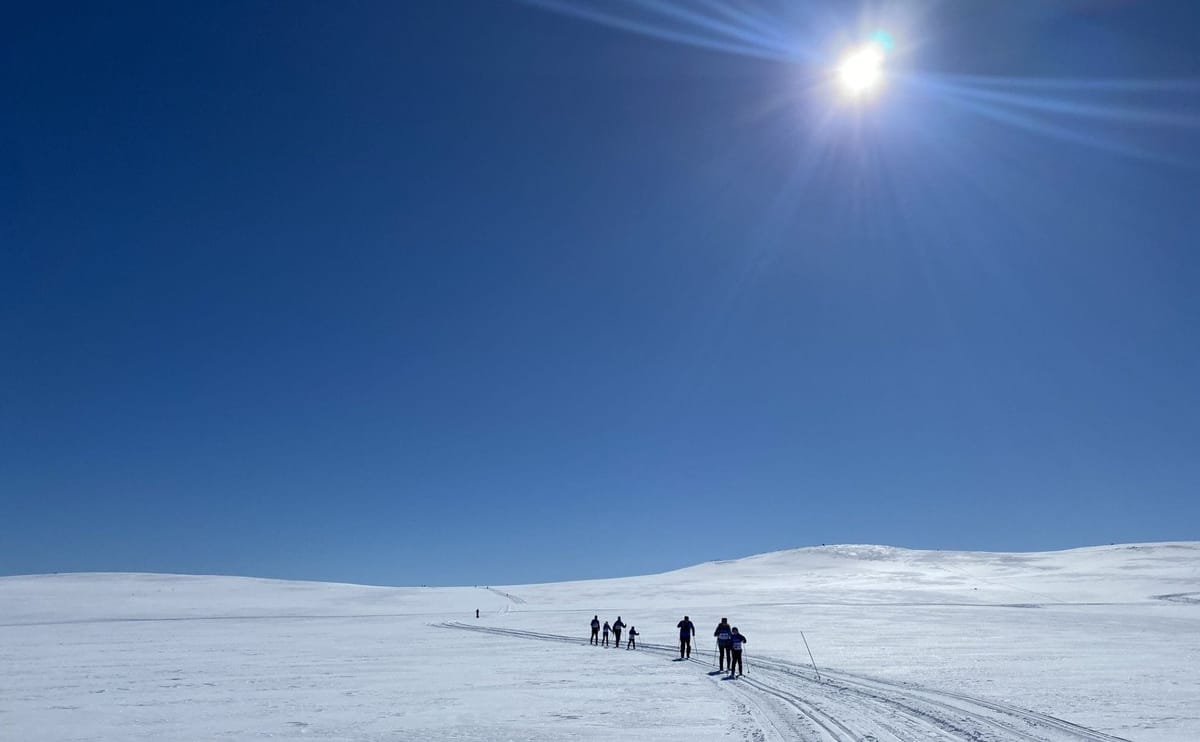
[714,617,732,671]
[627,626,639,650]
[728,627,747,678]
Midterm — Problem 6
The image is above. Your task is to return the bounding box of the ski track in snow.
[482,586,526,605]
[1152,592,1200,605]
[438,622,1132,742]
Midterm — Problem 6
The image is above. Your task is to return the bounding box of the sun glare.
[838,43,886,97]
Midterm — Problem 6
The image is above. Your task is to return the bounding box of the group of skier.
[678,615,748,678]
[589,615,639,649]
[585,613,747,678]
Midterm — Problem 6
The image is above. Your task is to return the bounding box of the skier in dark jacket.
[714,617,732,671]
[612,617,626,648]
[627,626,639,650]
[728,627,747,678]
[590,615,601,645]
[676,615,696,658]
[602,621,611,647]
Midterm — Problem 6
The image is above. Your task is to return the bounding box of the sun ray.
[918,82,1177,165]
[621,0,797,58]
[693,0,794,50]
[919,76,1200,128]
[520,0,795,62]
[935,74,1200,93]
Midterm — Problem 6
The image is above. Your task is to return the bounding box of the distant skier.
[714,617,732,671]
[676,615,696,659]
[612,616,626,648]
[602,621,611,647]
[475,608,479,619]
[590,615,601,645]
[627,626,638,650]
[728,627,747,678]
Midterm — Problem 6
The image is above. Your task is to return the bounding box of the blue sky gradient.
[3,1,1198,585]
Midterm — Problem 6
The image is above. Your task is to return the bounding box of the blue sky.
[3,1,1198,586]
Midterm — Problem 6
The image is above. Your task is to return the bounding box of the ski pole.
[800,631,821,681]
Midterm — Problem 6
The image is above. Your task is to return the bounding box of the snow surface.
[2,543,1198,741]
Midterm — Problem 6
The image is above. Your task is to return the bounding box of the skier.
[714,617,732,671]
[602,620,611,647]
[676,615,696,659]
[627,626,638,650]
[728,627,747,678]
[475,608,479,619]
[590,615,601,645]
[612,616,626,648]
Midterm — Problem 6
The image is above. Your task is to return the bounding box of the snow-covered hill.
[2,543,1197,740]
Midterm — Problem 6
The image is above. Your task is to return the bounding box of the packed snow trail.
[439,622,1132,742]
[1153,592,1200,604]
[483,586,527,604]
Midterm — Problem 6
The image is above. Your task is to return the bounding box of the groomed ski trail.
[437,622,1131,742]
[482,587,527,605]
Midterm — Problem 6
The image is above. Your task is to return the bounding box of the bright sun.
[838,43,885,97]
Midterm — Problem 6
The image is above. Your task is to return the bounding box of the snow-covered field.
[2,543,1198,741]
